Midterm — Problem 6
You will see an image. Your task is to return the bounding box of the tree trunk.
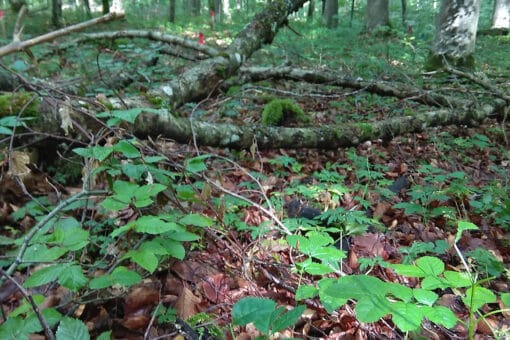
[82,0,91,18]
[52,0,63,28]
[102,0,109,14]
[150,0,310,108]
[366,0,389,31]
[190,0,201,16]
[323,0,338,28]
[427,0,481,69]
[491,0,510,30]
[169,0,176,23]
[401,0,407,26]
[307,0,314,21]
[223,0,231,21]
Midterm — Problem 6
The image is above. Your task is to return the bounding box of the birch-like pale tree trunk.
[491,0,510,29]
[428,0,481,68]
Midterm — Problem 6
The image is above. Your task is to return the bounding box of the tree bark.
[366,0,389,31]
[428,0,481,69]
[491,0,510,30]
[52,0,63,28]
[323,0,338,28]
[149,0,309,108]
[169,0,176,23]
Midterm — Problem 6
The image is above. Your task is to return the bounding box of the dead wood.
[0,11,125,58]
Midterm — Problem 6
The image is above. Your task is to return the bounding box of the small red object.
[0,10,4,20]
[199,32,205,45]
[210,10,215,19]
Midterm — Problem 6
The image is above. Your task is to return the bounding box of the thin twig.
[0,190,106,288]
[0,269,56,340]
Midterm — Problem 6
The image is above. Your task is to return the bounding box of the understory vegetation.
[0,1,509,339]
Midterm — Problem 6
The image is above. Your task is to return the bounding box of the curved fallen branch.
[133,99,507,149]
[0,11,125,57]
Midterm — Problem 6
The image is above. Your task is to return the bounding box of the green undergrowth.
[1,106,509,338]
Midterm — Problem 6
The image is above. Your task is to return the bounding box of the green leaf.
[58,265,88,291]
[89,266,141,289]
[111,108,143,124]
[415,256,445,276]
[24,265,64,288]
[160,239,186,259]
[56,317,90,340]
[24,308,62,333]
[272,305,306,333]
[462,286,497,311]
[114,140,140,158]
[124,249,159,273]
[390,302,423,332]
[295,285,318,300]
[132,216,182,234]
[22,244,68,263]
[232,297,276,335]
[422,305,457,328]
[185,154,211,173]
[100,197,129,211]
[501,293,510,308]
[133,183,166,208]
[166,230,200,242]
[10,294,45,317]
[392,263,426,277]
[179,214,214,227]
[413,289,438,306]
[303,262,336,275]
[0,316,31,339]
[91,146,114,161]
[455,221,479,244]
[443,271,473,288]
[318,278,347,313]
[96,331,112,340]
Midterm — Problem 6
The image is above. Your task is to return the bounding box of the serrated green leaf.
[91,146,114,161]
[501,293,510,308]
[160,239,186,259]
[390,302,423,332]
[232,297,276,335]
[295,284,318,300]
[124,249,158,273]
[114,140,140,158]
[24,265,64,288]
[58,265,88,291]
[179,214,214,227]
[462,286,496,311]
[455,221,479,244]
[416,256,444,276]
[165,230,200,242]
[24,308,62,332]
[413,288,438,306]
[0,316,31,339]
[443,271,473,288]
[304,262,336,275]
[101,197,128,211]
[422,305,457,328]
[96,331,112,340]
[133,216,182,234]
[22,244,68,263]
[110,266,142,286]
[185,154,211,173]
[111,108,143,124]
[10,294,45,317]
[56,317,90,340]
[272,305,306,333]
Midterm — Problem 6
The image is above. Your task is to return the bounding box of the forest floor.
[1,4,510,340]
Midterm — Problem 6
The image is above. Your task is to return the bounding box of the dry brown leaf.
[9,151,31,178]
[174,286,201,319]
